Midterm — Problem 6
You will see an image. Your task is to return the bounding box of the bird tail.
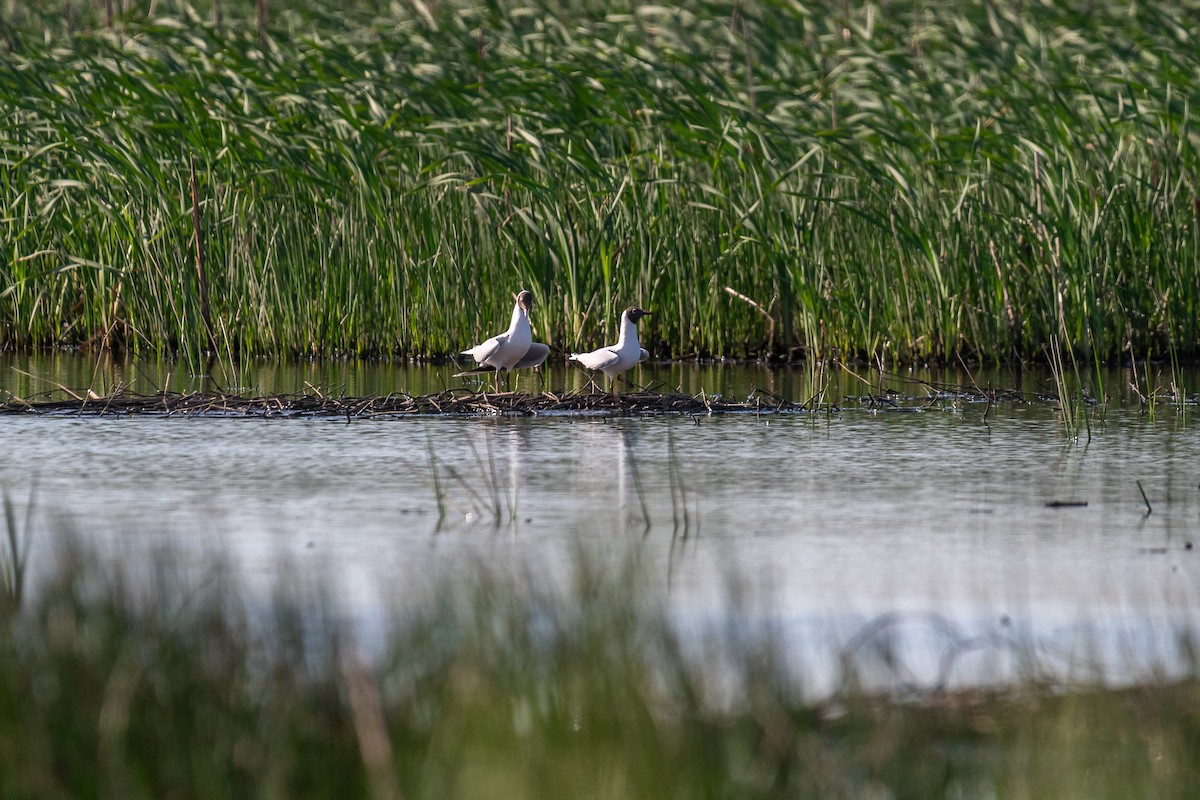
[453,366,498,378]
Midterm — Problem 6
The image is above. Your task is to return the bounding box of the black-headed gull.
[568,306,650,396]
[457,290,545,390]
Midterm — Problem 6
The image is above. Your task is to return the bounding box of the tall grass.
[2,530,1200,799]
[1,0,1198,367]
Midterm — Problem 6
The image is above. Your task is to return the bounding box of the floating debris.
[0,387,828,419]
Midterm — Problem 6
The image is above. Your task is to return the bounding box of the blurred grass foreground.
[2,526,1199,799]
[1,0,1199,365]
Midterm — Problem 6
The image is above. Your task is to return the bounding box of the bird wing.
[461,335,503,364]
[513,342,550,370]
[569,347,620,371]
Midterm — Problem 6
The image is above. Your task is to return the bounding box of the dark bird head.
[625,307,650,323]
[517,290,534,311]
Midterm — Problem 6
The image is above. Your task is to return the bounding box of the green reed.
[1,0,1198,365]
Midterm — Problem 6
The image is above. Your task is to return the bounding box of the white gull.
[568,306,650,396]
[457,290,545,389]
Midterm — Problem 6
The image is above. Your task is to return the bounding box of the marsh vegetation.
[2,356,1200,794]
[2,529,1200,800]
[2,0,1198,367]
[3,1,1200,794]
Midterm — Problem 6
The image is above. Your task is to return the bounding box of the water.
[2,354,1199,693]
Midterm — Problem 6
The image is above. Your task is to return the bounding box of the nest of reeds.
[0,387,819,419]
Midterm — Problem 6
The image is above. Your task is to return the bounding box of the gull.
[456,290,542,390]
[455,343,550,378]
[568,307,651,396]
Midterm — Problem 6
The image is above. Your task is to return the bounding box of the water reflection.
[4,351,1199,411]
[2,354,1200,690]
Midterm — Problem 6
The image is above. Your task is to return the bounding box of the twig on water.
[626,441,652,535]
[667,425,690,538]
[956,352,992,422]
[1136,480,1153,516]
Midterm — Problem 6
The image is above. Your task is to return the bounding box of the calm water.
[2,354,1199,692]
